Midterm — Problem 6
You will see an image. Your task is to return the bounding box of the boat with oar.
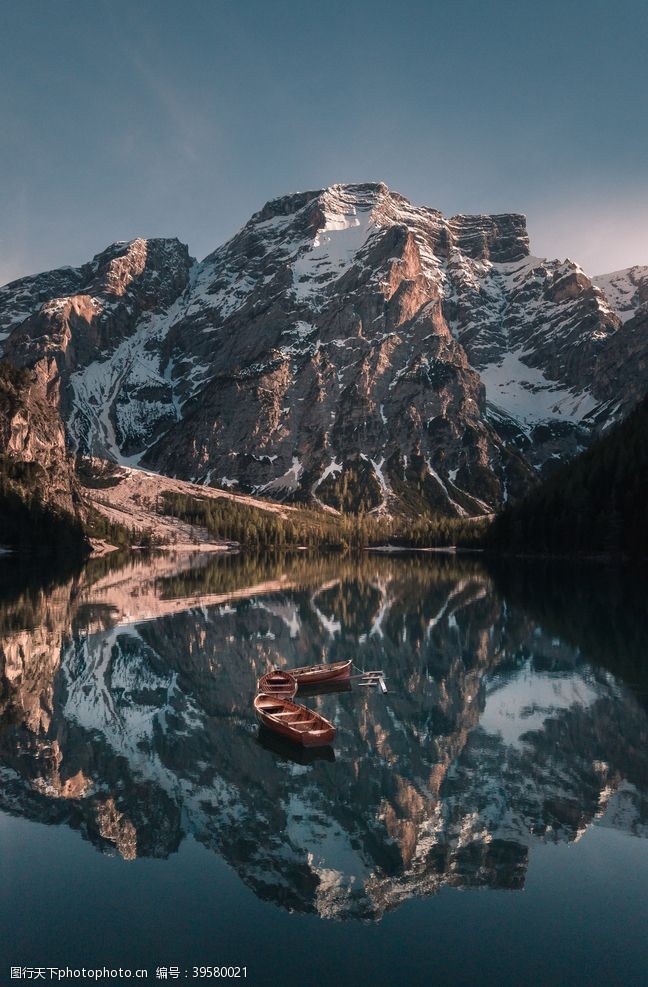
[284,658,352,687]
[253,694,336,747]
[257,669,297,699]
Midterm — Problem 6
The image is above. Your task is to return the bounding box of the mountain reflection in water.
[0,550,647,921]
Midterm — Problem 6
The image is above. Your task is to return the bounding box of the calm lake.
[0,550,646,986]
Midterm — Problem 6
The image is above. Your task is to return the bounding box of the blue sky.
[1,0,646,284]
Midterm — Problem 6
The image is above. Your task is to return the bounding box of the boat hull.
[257,670,297,699]
[285,659,352,686]
[253,694,336,747]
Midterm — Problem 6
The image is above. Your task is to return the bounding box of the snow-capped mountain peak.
[1,183,647,514]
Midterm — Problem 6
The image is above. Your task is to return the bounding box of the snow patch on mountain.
[593,266,648,323]
[261,456,303,494]
[293,202,374,302]
[67,309,181,461]
[480,349,599,426]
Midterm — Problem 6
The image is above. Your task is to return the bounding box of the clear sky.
[1,0,646,285]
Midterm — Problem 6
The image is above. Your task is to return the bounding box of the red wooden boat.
[258,670,297,699]
[283,659,352,686]
[253,694,336,747]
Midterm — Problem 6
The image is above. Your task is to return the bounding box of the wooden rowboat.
[284,659,352,686]
[253,694,336,747]
[258,670,297,699]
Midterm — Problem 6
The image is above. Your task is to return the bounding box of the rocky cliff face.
[3,237,192,458]
[590,266,648,411]
[0,184,646,515]
[0,359,87,549]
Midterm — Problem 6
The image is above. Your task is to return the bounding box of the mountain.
[488,392,648,556]
[1,183,647,517]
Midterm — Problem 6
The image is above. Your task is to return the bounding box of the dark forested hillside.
[161,491,486,550]
[488,395,648,557]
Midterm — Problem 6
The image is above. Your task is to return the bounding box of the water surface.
[0,551,646,985]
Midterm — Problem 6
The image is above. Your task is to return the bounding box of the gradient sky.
[1,0,646,285]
